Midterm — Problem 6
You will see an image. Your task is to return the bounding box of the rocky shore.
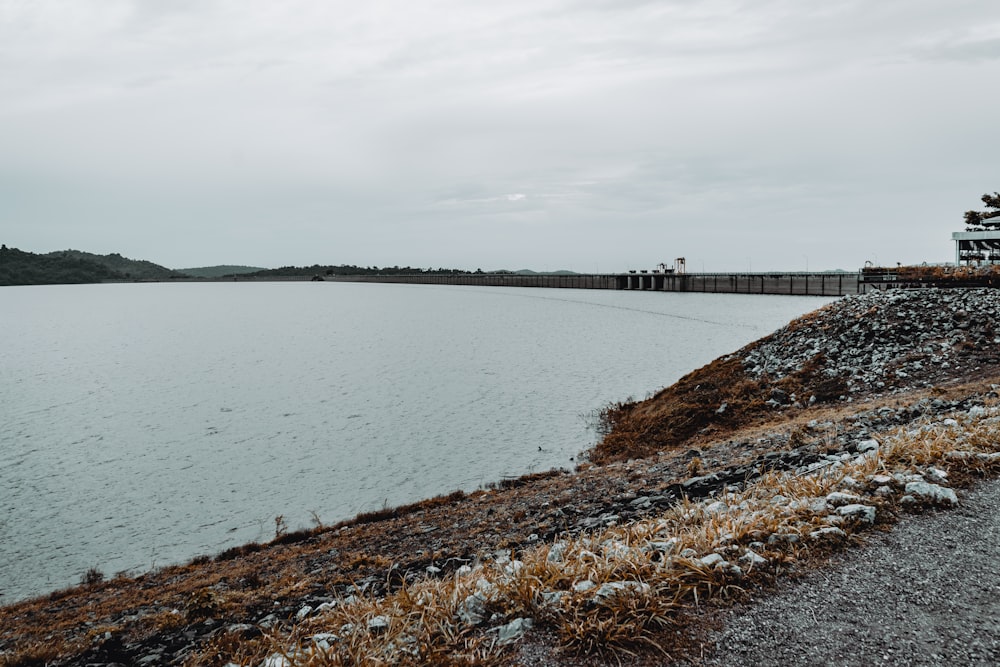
[2,288,1000,667]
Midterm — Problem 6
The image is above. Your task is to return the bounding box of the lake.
[0,281,834,602]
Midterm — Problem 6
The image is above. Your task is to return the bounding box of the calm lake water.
[0,282,833,602]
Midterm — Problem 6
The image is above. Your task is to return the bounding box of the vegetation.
[245,264,476,278]
[192,403,1000,665]
[0,245,124,285]
[172,265,266,278]
[964,191,1000,229]
[45,249,181,281]
[0,245,184,286]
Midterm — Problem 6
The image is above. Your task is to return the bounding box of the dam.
[325,271,884,296]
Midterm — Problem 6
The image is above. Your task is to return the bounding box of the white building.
[952,229,1000,265]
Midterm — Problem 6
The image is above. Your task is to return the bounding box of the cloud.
[0,1,998,270]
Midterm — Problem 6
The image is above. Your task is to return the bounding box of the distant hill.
[244,264,474,278]
[511,269,579,275]
[47,249,182,281]
[0,245,124,285]
[176,265,267,278]
[0,245,188,286]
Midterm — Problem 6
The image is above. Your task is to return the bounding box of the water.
[0,282,833,602]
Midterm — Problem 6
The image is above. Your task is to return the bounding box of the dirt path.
[692,478,1000,666]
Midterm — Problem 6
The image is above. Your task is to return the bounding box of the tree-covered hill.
[47,249,182,281]
[0,246,184,286]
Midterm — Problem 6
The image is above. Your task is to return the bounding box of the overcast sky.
[2,1,998,272]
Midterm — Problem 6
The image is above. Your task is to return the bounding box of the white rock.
[572,579,596,593]
[456,565,473,577]
[926,467,948,484]
[540,591,565,607]
[503,560,524,577]
[704,501,729,516]
[836,504,876,524]
[311,633,339,651]
[826,491,863,507]
[594,581,651,600]
[943,418,959,427]
[457,594,488,626]
[739,550,768,568]
[496,617,533,644]
[475,578,498,598]
[425,565,442,575]
[547,541,568,563]
[810,526,847,540]
[646,538,680,554]
[261,654,291,667]
[904,481,959,507]
[295,605,313,621]
[368,615,390,634]
[808,498,829,513]
[857,439,880,453]
[699,553,726,568]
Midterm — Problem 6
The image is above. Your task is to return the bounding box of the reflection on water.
[0,282,832,602]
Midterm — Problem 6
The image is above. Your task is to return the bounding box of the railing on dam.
[325,272,878,296]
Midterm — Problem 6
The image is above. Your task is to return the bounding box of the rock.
[594,581,651,601]
[457,594,488,626]
[496,617,533,644]
[826,491,863,507]
[646,538,680,554]
[946,451,1000,463]
[311,633,339,651]
[503,560,524,577]
[425,565,442,576]
[739,550,768,568]
[295,605,313,621]
[547,541,568,563]
[368,615,390,634]
[837,504,876,524]
[704,501,729,516]
[810,526,847,541]
[904,481,959,507]
[572,580,596,593]
[926,467,949,484]
[699,553,726,568]
[540,591,565,607]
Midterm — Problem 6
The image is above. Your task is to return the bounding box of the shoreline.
[3,287,1000,666]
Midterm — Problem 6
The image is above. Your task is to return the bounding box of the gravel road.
[696,478,1000,666]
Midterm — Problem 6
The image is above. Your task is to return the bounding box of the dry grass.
[181,401,1000,666]
[590,346,851,464]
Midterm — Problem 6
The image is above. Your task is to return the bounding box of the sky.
[1,1,999,273]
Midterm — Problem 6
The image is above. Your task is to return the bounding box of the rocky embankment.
[594,287,1000,463]
[2,288,1000,667]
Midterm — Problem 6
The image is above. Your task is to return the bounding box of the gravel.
[695,478,1000,666]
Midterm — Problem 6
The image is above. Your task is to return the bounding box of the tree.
[965,191,1000,229]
